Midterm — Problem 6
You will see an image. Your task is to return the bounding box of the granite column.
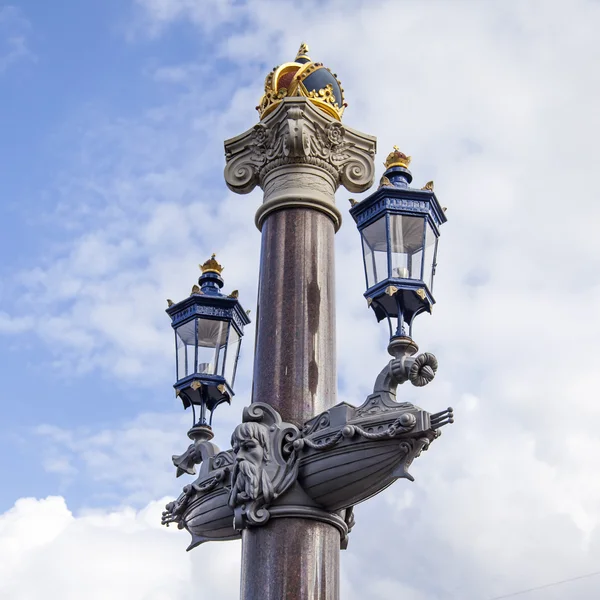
[225,98,376,600]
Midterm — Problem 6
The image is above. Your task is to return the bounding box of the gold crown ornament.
[257,43,346,121]
[200,254,224,275]
[384,146,412,169]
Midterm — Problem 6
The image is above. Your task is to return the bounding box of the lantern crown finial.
[200,254,224,275]
[384,146,412,170]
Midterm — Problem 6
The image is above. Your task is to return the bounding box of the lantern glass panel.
[389,215,425,280]
[176,320,196,380]
[361,216,388,288]
[423,221,438,290]
[224,326,241,386]
[196,318,228,377]
[175,317,229,380]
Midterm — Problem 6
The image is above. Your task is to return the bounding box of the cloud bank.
[2,0,600,598]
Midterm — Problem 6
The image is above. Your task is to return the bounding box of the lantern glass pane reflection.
[389,215,425,280]
[224,326,241,385]
[176,320,195,380]
[423,221,438,289]
[175,318,229,380]
[361,217,388,288]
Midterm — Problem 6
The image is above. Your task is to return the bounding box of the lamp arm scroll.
[373,350,439,395]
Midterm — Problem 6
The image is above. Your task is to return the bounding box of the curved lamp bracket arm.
[373,345,439,396]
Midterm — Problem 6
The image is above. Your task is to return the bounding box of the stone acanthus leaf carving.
[224,98,376,196]
[306,121,354,165]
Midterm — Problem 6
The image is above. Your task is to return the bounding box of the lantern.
[166,255,250,430]
[350,147,446,340]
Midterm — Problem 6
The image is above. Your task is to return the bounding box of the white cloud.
[0,496,241,600]
[35,412,194,506]
[0,6,35,73]
[1,491,599,600]
[4,0,600,598]
[130,0,251,39]
[0,311,33,334]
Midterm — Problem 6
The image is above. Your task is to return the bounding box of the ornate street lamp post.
[162,44,453,600]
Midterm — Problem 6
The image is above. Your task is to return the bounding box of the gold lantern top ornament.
[200,254,224,275]
[257,43,346,121]
[384,146,412,169]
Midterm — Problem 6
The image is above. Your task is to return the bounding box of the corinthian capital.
[224,98,376,197]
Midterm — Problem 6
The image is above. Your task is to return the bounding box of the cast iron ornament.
[162,349,453,550]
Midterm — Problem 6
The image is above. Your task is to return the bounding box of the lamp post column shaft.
[241,207,339,600]
[252,208,337,424]
[224,98,376,600]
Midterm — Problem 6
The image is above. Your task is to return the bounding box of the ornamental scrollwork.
[224,98,376,195]
[162,352,453,550]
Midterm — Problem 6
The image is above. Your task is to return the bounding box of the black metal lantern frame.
[166,260,250,427]
[350,164,447,339]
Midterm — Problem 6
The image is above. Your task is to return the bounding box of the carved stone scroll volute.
[224,98,376,231]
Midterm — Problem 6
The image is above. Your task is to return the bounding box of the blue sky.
[0,0,262,511]
[1,1,600,599]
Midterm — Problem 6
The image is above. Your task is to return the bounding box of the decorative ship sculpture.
[162,44,453,556]
[162,336,453,550]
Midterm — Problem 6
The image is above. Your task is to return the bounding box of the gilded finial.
[167,299,174,307]
[349,198,358,207]
[200,253,224,275]
[378,175,393,189]
[257,44,345,121]
[296,43,310,61]
[421,181,434,191]
[384,146,411,170]
[228,290,239,299]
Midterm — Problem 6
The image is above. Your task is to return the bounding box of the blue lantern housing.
[166,255,250,428]
[350,147,447,339]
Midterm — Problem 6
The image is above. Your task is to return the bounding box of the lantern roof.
[257,43,346,121]
[349,148,448,330]
[349,147,447,232]
[166,255,251,332]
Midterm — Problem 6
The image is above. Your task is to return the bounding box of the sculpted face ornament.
[227,403,302,530]
[230,422,275,506]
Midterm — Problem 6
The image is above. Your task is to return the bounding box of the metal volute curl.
[408,352,438,387]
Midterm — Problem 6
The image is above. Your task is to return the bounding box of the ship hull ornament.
[162,344,453,550]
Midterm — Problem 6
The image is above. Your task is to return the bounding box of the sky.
[1,0,600,598]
